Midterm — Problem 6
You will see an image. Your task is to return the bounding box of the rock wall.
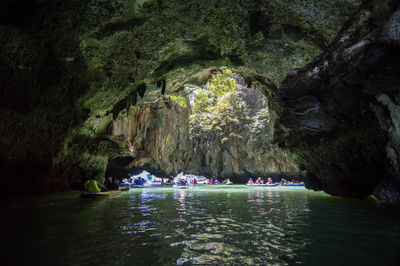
[275,0,400,204]
[110,97,192,175]
[0,0,361,193]
[109,95,300,180]
[188,137,300,179]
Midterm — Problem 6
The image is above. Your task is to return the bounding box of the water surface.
[2,185,399,265]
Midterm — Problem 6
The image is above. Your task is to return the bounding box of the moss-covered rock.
[275,0,400,204]
[0,0,360,193]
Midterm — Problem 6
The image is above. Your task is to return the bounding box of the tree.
[189,69,251,143]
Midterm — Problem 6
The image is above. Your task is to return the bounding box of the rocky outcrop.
[188,137,300,179]
[108,95,300,180]
[110,97,192,175]
[275,0,400,204]
[0,0,361,193]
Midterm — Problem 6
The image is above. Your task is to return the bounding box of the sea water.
[1,185,399,265]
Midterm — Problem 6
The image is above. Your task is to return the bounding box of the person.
[179,178,188,186]
[193,178,197,185]
[105,177,119,190]
[134,178,144,186]
[267,177,273,184]
[281,178,287,185]
[84,179,105,192]
[247,178,254,184]
[255,177,263,184]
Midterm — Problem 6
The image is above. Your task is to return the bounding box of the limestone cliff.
[275,0,400,204]
[108,94,300,180]
[110,97,192,175]
[0,0,361,193]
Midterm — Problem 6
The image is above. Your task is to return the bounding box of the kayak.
[80,190,124,199]
[247,183,279,187]
[173,185,189,189]
[119,183,134,188]
[280,182,304,186]
[222,182,233,185]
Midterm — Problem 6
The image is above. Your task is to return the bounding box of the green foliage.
[170,95,187,108]
[248,107,272,148]
[190,69,254,142]
[131,105,141,112]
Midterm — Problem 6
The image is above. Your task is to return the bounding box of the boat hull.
[247,183,279,187]
[173,185,189,189]
[281,182,304,186]
[80,190,124,199]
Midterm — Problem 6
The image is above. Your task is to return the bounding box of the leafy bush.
[170,95,187,108]
[189,69,266,143]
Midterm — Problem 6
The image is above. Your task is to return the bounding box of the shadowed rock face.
[275,0,400,204]
[0,0,362,194]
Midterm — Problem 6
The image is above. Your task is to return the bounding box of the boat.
[80,190,124,199]
[247,183,279,187]
[119,182,134,188]
[280,182,304,186]
[173,184,189,189]
[173,173,210,185]
[129,170,163,187]
[222,178,233,185]
[194,176,208,185]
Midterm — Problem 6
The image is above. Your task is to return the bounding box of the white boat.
[130,170,163,187]
[173,173,208,185]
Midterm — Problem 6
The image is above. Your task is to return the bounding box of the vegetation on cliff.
[189,69,271,146]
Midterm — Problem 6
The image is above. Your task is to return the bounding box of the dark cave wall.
[275,0,400,204]
[0,0,361,193]
[0,0,96,192]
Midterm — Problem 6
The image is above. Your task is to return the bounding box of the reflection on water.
[1,186,400,265]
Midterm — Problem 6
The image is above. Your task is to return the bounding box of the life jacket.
[84,180,101,192]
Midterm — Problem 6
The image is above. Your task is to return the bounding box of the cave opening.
[105,68,301,184]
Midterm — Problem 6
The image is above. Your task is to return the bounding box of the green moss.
[0,0,361,192]
[170,95,188,108]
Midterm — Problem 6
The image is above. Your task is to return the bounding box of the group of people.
[222,178,232,184]
[247,177,302,185]
[122,176,147,186]
[207,177,220,184]
[84,176,303,192]
[280,178,301,185]
[177,178,188,186]
[206,177,231,184]
[247,177,274,185]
